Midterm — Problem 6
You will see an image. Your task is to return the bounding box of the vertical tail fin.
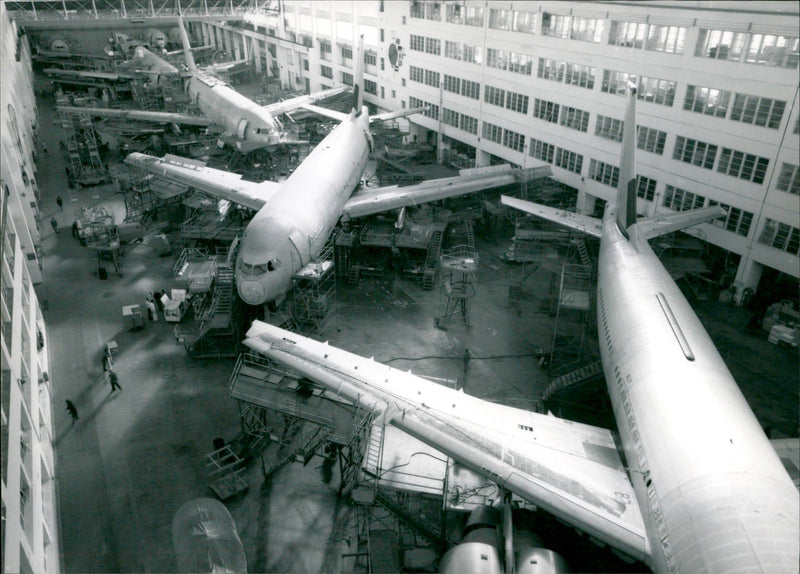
[177,16,197,72]
[616,82,638,232]
[352,34,364,114]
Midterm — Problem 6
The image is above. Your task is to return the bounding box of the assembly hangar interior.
[1,1,799,573]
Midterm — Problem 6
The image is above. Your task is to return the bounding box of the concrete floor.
[35,85,798,573]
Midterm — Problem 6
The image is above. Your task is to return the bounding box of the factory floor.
[34,91,798,573]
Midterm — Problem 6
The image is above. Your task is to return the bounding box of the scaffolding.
[548,263,593,371]
[434,244,478,331]
[288,242,337,336]
[58,98,109,186]
[174,255,241,358]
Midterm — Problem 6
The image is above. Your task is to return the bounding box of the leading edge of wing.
[124,153,280,211]
[243,320,650,563]
[56,106,212,127]
[501,196,603,239]
[342,164,552,221]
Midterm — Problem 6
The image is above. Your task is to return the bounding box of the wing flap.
[242,320,650,563]
[501,196,603,239]
[264,86,350,117]
[124,153,279,210]
[343,164,551,220]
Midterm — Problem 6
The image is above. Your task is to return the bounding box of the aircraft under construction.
[240,85,800,573]
[58,16,348,151]
[126,35,549,307]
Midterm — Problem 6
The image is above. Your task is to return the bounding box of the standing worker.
[56,195,63,210]
[50,217,58,234]
[65,400,78,424]
[462,348,471,374]
[108,370,122,393]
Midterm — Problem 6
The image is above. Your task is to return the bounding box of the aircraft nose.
[238,280,265,306]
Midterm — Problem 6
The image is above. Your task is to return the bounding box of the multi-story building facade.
[207,0,798,302]
[1,3,61,573]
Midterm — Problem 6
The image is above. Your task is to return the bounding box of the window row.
[759,219,800,256]
[489,8,537,34]
[481,122,525,152]
[409,96,439,120]
[777,163,800,195]
[409,34,441,55]
[485,85,529,114]
[542,13,603,43]
[696,29,799,69]
[683,85,786,129]
[410,1,441,21]
[446,3,484,27]
[532,99,590,132]
[528,138,584,174]
[602,71,676,106]
[487,48,534,75]
[409,65,440,88]
[608,21,687,54]
[442,74,480,100]
[537,58,596,90]
[594,116,667,155]
[444,40,483,64]
[441,108,479,135]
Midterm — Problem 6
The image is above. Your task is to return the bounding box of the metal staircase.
[422,224,445,290]
[541,359,604,402]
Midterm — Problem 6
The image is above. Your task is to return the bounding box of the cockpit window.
[267,258,281,272]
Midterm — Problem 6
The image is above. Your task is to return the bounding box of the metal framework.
[57,97,109,186]
[288,241,337,336]
[5,0,277,23]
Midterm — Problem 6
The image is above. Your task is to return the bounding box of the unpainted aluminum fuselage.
[598,207,799,573]
[236,108,371,305]
[186,71,284,148]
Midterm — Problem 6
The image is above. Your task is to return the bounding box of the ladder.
[541,360,604,401]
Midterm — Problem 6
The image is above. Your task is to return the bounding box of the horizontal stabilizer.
[633,206,727,241]
[297,103,348,123]
[124,152,281,210]
[370,106,428,124]
[501,196,602,239]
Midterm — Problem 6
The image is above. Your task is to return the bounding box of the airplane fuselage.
[236,108,372,305]
[597,209,799,572]
[186,72,284,148]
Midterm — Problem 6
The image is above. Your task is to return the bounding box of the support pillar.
[475,149,491,167]
[576,189,596,217]
[252,37,262,73]
[733,255,763,306]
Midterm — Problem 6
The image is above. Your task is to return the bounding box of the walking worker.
[56,195,63,210]
[102,347,112,372]
[108,370,122,392]
[71,221,79,238]
[66,400,78,424]
[50,217,58,234]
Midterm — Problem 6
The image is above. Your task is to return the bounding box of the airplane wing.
[501,196,603,239]
[124,153,280,210]
[57,106,212,127]
[243,320,651,564]
[633,206,727,240]
[204,58,250,74]
[296,103,349,123]
[341,164,552,221]
[264,86,350,117]
[370,106,427,124]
